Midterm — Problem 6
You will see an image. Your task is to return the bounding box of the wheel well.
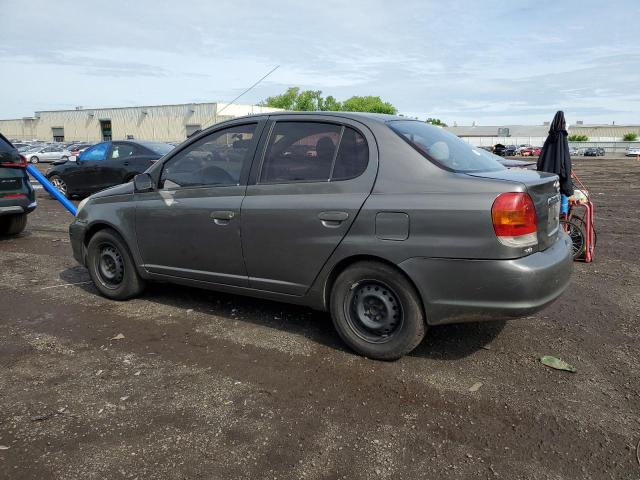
[323,255,425,315]
[84,223,114,247]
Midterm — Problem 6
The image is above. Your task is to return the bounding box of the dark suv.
[0,134,36,236]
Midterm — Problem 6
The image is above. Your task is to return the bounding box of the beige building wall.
[1,103,281,142]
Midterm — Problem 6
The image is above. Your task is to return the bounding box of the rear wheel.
[87,229,145,300]
[30,156,39,164]
[0,213,27,236]
[330,261,426,360]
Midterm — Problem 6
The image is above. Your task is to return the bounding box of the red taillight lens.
[1,193,27,199]
[0,155,28,168]
[491,192,537,247]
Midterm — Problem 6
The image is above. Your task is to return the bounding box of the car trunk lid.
[466,169,561,251]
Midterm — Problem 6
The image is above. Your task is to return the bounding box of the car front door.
[64,142,110,194]
[94,141,140,190]
[241,117,377,295]
[135,120,265,286]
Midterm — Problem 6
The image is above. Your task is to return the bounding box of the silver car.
[69,112,572,359]
[23,145,72,164]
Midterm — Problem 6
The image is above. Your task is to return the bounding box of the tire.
[330,261,426,360]
[49,174,69,198]
[561,218,586,259]
[86,229,145,300]
[30,156,39,164]
[61,156,69,161]
[0,213,27,236]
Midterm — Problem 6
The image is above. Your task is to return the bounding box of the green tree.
[294,89,323,111]
[568,134,589,141]
[426,117,447,127]
[262,88,397,114]
[341,96,397,114]
[262,87,300,110]
[321,95,342,111]
[623,132,638,141]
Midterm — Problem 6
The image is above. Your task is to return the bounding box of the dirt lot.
[1,158,639,479]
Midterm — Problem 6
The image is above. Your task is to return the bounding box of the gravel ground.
[1,157,639,479]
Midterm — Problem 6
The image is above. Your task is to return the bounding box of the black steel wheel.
[95,243,126,289]
[345,280,404,344]
[87,229,145,300]
[330,261,426,360]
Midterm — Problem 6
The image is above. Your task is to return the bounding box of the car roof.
[263,111,407,123]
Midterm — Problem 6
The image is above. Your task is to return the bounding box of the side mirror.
[133,173,154,193]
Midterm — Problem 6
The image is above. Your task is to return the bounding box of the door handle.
[123,161,130,166]
[211,210,235,225]
[318,211,349,228]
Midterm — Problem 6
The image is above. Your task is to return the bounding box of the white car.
[23,145,72,164]
[625,146,640,157]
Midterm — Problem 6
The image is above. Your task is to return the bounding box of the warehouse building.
[0,102,281,142]
[445,122,640,152]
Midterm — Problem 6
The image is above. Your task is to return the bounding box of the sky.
[1,0,639,126]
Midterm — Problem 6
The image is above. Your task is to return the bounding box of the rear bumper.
[399,234,573,325]
[0,197,36,216]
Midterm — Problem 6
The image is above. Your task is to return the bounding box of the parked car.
[625,146,640,157]
[23,145,72,164]
[0,134,36,236]
[516,144,532,154]
[520,147,542,157]
[69,143,94,158]
[46,140,174,198]
[69,112,572,360]
[584,147,605,157]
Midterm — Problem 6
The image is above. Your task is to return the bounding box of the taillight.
[0,155,28,168]
[1,193,27,199]
[491,192,537,247]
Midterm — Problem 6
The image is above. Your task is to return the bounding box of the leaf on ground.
[540,355,576,373]
[110,333,125,340]
[469,382,483,392]
[0,445,9,450]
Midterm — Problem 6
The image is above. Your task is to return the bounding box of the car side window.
[160,123,257,189]
[81,142,109,161]
[331,127,369,180]
[260,122,342,183]
[110,143,140,159]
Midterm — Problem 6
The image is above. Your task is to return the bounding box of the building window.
[51,127,64,142]
[185,124,202,138]
[100,120,112,141]
[126,134,135,140]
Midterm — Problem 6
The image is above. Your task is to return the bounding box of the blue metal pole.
[26,164,77,216]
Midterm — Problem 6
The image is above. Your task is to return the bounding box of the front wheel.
[86,229,145,300]
[0,213,27,236]
[49,175,68,198]
[330,261,426,360]
[30,156,39,164]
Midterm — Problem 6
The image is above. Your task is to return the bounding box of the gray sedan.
[23,145,72,164]
[69,112,572,360]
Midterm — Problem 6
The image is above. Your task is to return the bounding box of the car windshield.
[140,142,175,155]
[388,120,505,173]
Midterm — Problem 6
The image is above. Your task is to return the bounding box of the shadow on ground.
[58,266,506,361]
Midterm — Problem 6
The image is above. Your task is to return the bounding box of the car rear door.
[135,120,265,286]
[241,116,378,295]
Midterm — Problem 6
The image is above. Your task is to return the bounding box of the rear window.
[388,120,505,173]
[260,122,369,183]
[141,142,174,155]
[0,134,16,153]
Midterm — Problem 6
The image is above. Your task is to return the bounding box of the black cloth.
[537,111,573,196]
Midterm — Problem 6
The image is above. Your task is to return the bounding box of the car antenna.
[208,65,280,127]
